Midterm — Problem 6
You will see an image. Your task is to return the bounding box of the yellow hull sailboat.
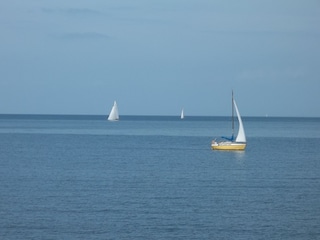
[211,141,246,150]
[211,92,247,150]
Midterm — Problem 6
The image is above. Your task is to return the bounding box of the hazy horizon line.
[0,113,319,119]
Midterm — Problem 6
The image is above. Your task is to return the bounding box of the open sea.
[0,114,319,240]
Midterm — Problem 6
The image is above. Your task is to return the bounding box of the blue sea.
[0,115,320,239]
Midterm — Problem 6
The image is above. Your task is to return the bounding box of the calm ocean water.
[0,115,319,239]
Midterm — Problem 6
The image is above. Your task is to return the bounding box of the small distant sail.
[180,108,184,119]
[108,101,119,121]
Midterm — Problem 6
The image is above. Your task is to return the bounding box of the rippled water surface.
[1,115,319,239]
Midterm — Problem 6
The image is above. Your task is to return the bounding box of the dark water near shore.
[0,115,320,239]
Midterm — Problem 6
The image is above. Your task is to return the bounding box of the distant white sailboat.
[180,108,184,119]
[108,101,119,121]
[211,92,246,150]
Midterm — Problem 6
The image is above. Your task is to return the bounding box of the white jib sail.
[233,99,246,143]
[108,101,119,121]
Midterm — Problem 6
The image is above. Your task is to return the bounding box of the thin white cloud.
[42,7,103,16]
[59,32,110,40]
[237,67,307,83]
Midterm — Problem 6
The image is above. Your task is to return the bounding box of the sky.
[0,0,320,117]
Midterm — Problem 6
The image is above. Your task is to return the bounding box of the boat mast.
[232,90,234,140]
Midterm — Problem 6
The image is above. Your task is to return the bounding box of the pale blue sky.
[1,0,320,117]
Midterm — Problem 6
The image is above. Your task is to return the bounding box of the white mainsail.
[181,108,184,119]
[233,99,246,143]
[108,101,119,121]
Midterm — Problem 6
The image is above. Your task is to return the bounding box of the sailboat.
[108,101,119,121]
[211,92,246,150]
[180,108,184,119]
